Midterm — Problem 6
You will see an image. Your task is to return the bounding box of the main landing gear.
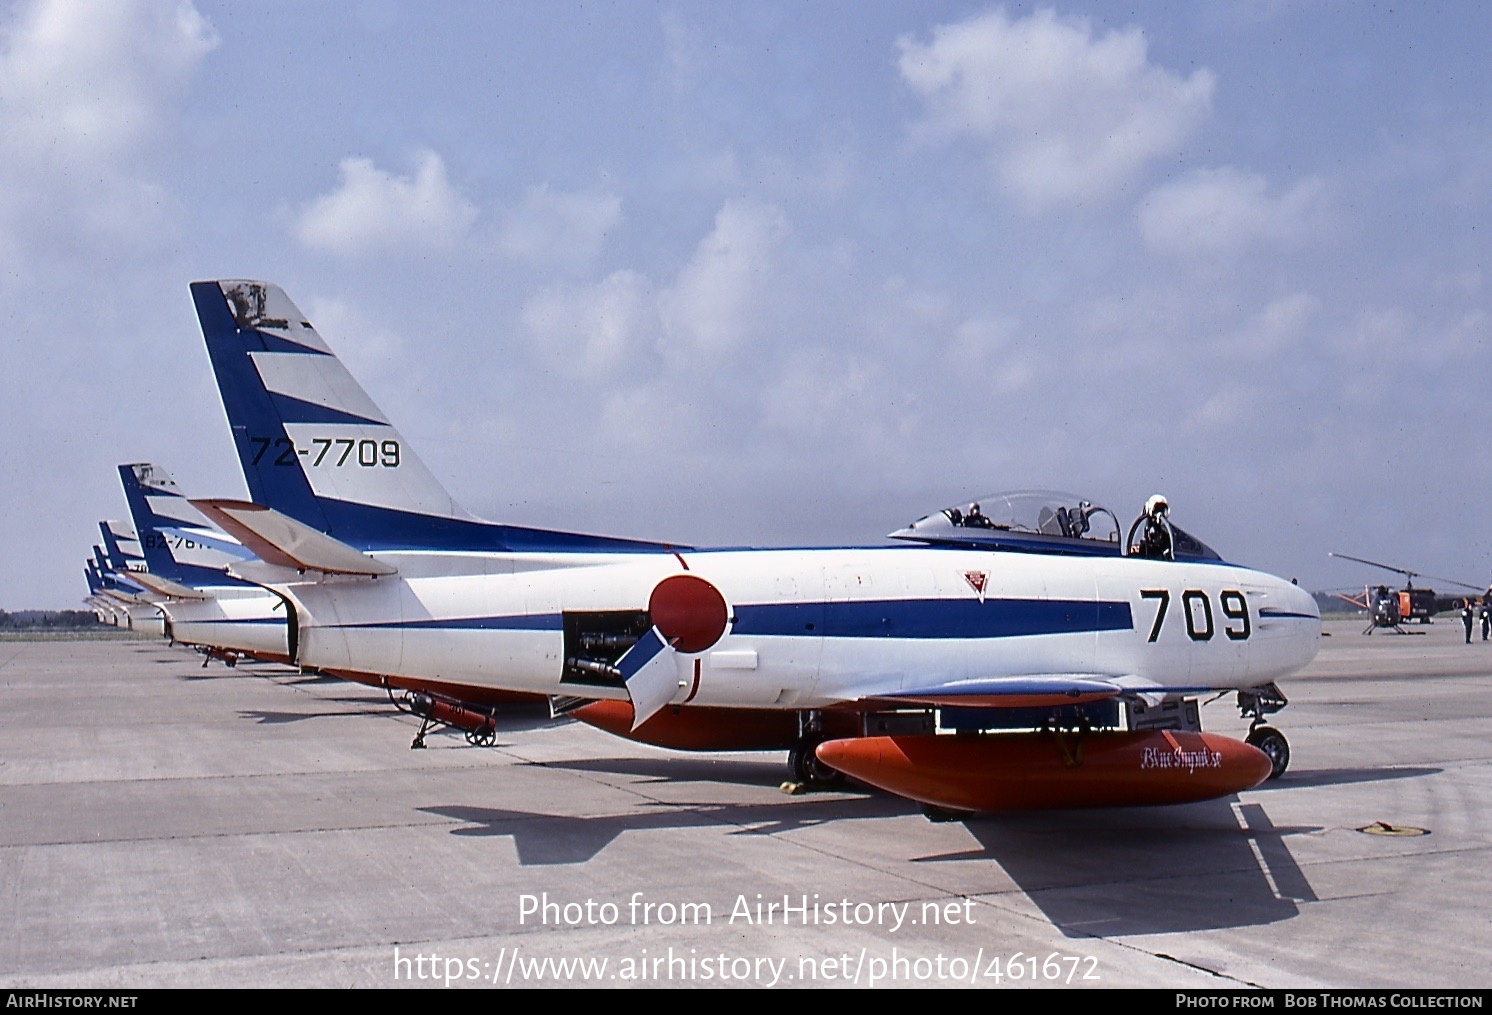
[786,711,845,789]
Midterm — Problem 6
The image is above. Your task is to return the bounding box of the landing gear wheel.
[788,739,844,787]
[1246,726,1290,779]
[920,803,974,823]
[464,727,496,748]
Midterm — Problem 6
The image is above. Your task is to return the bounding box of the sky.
[1,0,1488,610]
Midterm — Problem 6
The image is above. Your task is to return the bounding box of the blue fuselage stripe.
[734,597,1133,639]
[181,618,284,626]
[338,615,564,632]
[328,597,1134,639]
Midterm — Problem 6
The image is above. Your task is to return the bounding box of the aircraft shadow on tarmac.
[421,792,913,866]
[419,750,1331,938]
[919,800,1317,937]
[1249,766,1440,790]
[419,783,1318,939]
[175,669,246,681]
[535,754,806,788]
[231,702,564,733]
[237,707,395,725]
[280,672,348,685]
[172,662,298,681]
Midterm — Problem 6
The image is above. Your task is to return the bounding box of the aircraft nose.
[1278,577,1322,665]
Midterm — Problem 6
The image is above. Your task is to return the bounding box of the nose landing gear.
[1245,724,1290,780]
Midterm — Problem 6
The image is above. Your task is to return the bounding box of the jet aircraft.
[90,526,168,637]
[112,460,538,734]
[185,279,1320,818]
[114,462,292,666]
[82,559,129,626]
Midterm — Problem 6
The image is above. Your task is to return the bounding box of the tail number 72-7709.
[1139,588,1251,642]
[247,436,402,468]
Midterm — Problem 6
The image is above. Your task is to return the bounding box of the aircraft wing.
[865,673,1248,710]
[870,674,1125,709]
[190,499,397,576]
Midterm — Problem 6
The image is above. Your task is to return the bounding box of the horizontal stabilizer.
[190,499,397,576]
[123,571,213,600]
[227,559,314,587]
[876,674,1124,709]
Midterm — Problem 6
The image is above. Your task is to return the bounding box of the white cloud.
[0,0,217,167]
[658,199,790,361]
[949,315,1034,392]
[516,199,790,384]
[1190,383,1258,428]
[295,150,478,256]
[1138,167,1327,256]
[898,8,1213,211]
[0,0,216,262]
[1230,292,1320,360]
[757,350,879,432]
[498,184,622,270]
[521,269,653,376]
[301,296,407,379]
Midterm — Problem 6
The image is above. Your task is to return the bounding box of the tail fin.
[93,539,146,598]
[192,280,667,554]
[117,462,254,586]
[98,520,143,573]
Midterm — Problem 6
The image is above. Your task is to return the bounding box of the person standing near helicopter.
[1462,598,1475,644]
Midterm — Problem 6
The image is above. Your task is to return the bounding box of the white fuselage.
[100,592,166,638]
[159,588,289,661]
[268,545,1320,710]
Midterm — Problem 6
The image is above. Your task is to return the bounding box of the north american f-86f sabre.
[187,280,1319,820]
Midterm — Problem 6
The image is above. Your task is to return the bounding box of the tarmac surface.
[1,617,1490,989]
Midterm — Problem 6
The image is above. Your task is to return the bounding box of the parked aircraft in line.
[83,559,128,626]
[186,280,1320,818]
[111,461,539,728]
[114,462,291,666]
[91,527,166,637]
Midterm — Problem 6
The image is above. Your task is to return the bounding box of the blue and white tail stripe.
[193,279,672,555]
[93,540,146,599]
[98,521,144,573]
[118,463,256,589]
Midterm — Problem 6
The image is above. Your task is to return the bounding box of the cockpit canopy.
[888,489,1223,561]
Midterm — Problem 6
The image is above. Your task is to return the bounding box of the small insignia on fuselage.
[963,571,988,603]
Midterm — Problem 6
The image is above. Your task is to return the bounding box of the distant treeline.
[1313,592,1361,617]
[0,610,105,629]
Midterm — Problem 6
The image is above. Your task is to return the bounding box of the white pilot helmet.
[1145,494,1169,519]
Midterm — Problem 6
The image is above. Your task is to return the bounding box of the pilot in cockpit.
[1131,494,1173,559]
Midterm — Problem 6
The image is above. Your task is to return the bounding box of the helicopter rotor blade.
[1329,552,1416,578]
[1417,573,1485,593]
[1330,553,1483,592]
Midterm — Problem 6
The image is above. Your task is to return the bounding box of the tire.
[920,803,974,823]
[1246,726,1290,779]
[788,740,844,787]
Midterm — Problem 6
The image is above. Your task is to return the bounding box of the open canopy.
[888,489,1223,561]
